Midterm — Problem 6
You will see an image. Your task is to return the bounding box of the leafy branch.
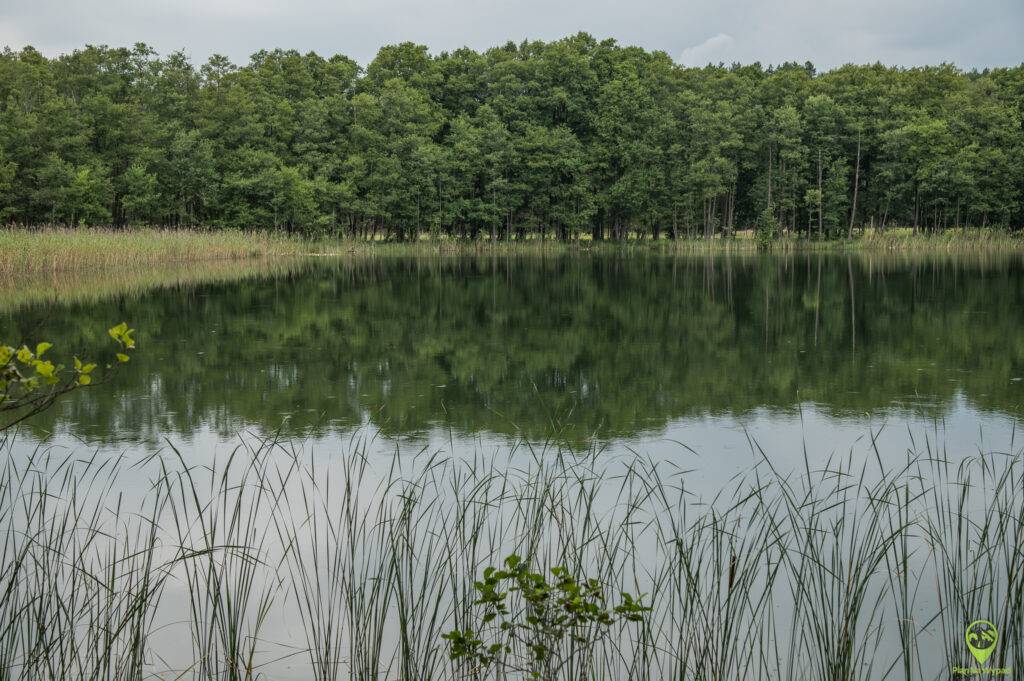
[0,322,136,430]
[443,554,650,680]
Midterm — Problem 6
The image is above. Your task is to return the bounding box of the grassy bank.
[0,227,321,273]
[2,226,1021,319]
[4,226,1024,275]
[1,431,1020,680]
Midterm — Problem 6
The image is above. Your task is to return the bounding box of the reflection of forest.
[4,253,1024,444]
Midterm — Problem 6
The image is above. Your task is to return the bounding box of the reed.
[0,428,1020,680]
[0,440,169,681]
[0,227,316,274]
[4,226,1024,281]
[852,227,1024,253]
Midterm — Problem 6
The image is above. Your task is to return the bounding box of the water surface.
[4,252,1023,679]
[4,253,1022,459]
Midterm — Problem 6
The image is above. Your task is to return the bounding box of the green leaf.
[108,322,128,341]
[34,361,56,378]
[36,342,52,357]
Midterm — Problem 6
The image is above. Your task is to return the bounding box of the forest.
[0,34,1022,240]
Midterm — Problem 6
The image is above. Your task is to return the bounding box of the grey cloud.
[0,0,1020,69]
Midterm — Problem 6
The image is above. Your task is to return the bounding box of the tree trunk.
[848,132,861,239]
[912,187,919,233]
[817,150,823,239]
[778,158,785,229]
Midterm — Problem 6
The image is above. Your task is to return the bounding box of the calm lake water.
[3,252,1022,679]
[4,252,1023,469]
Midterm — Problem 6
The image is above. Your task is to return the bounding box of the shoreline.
[3,226,1024,275]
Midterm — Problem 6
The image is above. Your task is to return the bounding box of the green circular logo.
[965,619,998,666]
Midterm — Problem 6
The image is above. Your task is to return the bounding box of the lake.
[2,252,1022,680]
[6,252,1023,463]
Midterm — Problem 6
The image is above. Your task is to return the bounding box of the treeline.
[1,35,1022,240]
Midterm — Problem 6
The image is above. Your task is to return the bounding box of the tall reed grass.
[0,429,1020,680]
[853,227,1024,253]
[0,227,316,274]
[4,226,1023,280]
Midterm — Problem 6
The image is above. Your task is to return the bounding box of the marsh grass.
[0,429,1021,680]
[4,226,1024,281]
[4,240,1021,320]
[0,444,168,681]
[0,227,317,274]
[852,227,1024,253]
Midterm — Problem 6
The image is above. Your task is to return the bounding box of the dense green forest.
[1,36,1022,240]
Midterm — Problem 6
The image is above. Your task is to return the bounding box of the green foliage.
[0,41,1021,237]
[119,162,159,223]
[0,322,135,430]
[1,428,1023,680]
[756,204,779,248]
[442,554,650,679]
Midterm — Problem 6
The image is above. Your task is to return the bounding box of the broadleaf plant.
[443,553,650,680]
[1,322,137,430]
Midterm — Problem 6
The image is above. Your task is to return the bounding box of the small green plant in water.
[0,322,136,430]
[443,553,650,680]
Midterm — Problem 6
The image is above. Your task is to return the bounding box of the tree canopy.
[1,37,1021,238]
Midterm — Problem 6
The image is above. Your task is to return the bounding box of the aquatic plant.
[0,430,1020,680]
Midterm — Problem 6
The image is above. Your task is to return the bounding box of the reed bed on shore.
[0,429,1021,681]
[0,227,316,274]
[5,226,1024,279]
[852,227,1024,253]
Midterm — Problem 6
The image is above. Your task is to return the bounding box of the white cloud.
[679,32,734,66]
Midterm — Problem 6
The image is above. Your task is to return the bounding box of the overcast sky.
[1,0,1021,70]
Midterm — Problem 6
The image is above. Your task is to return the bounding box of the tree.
[120,162,159,224]
[166,130,217,226]
[0,151,16,222]
[0,41,1020,238]
[802,94,842,238]
[515,124,594,241]
[447,106,516,240]
[764,105,806,235]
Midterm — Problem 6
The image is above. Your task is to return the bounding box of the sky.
[1,0,1021,70]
